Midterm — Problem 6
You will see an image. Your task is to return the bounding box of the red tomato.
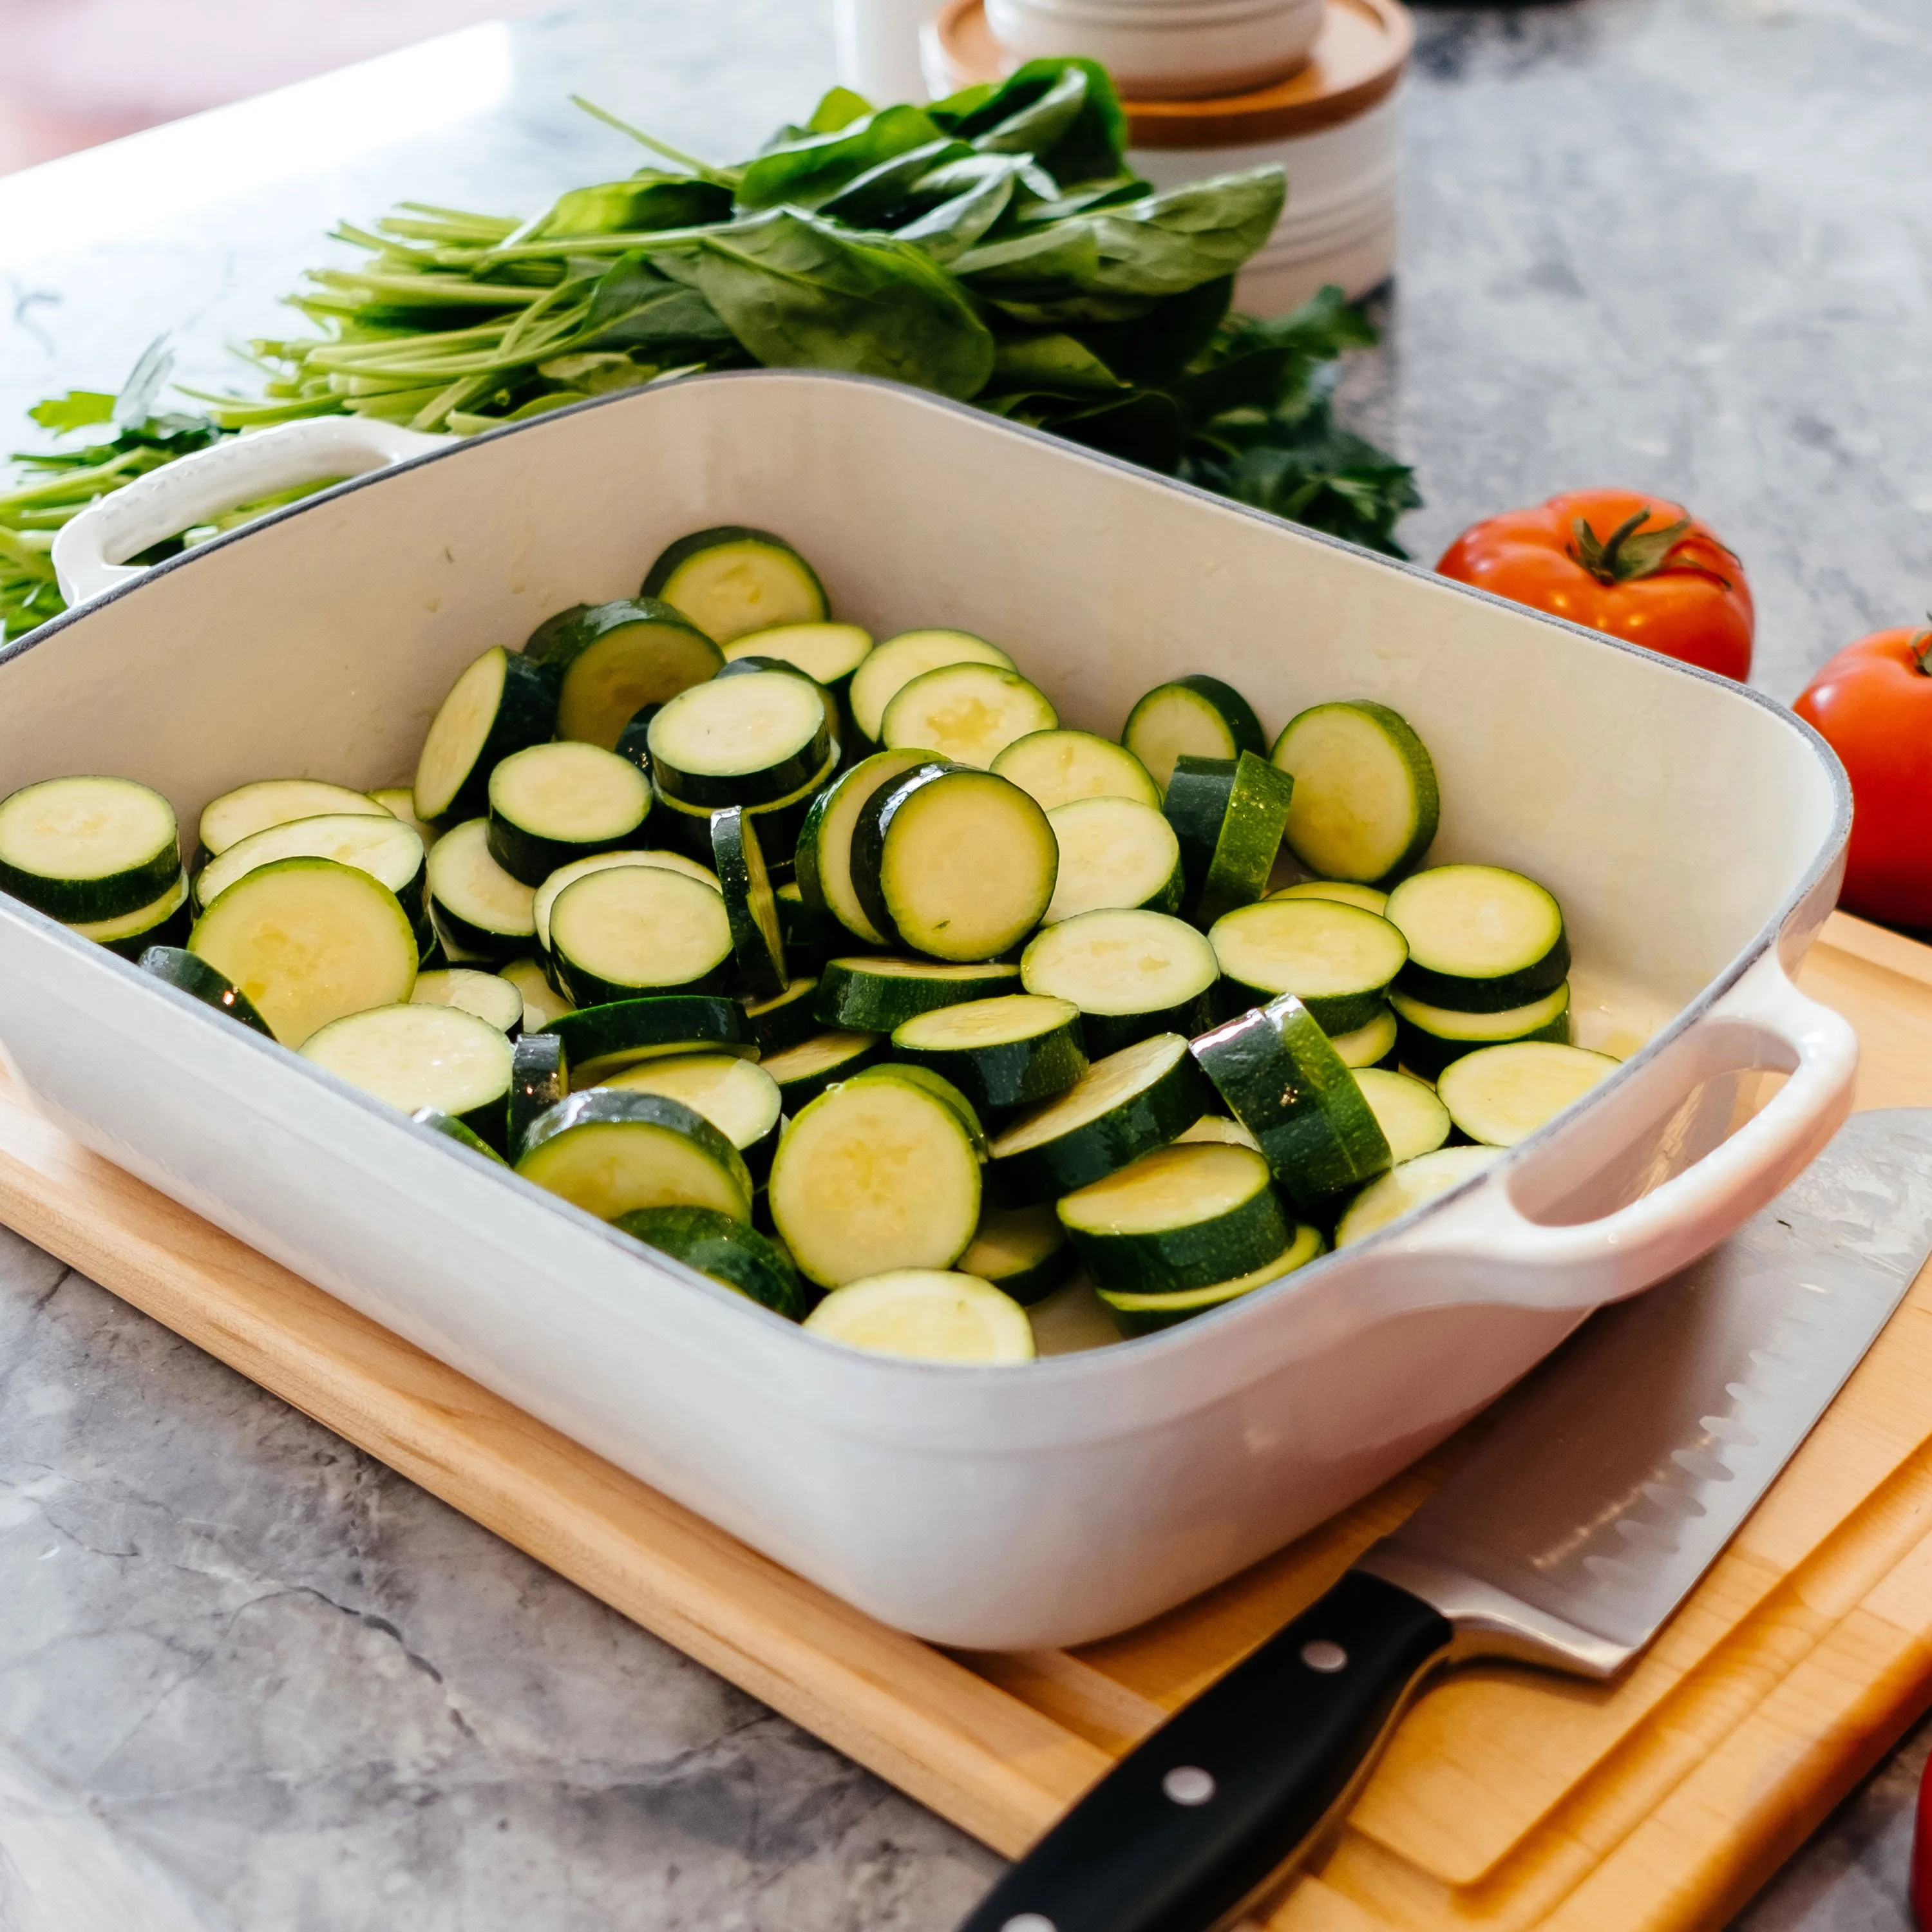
[1794,623,1932,929]
[1436,489,1754,679]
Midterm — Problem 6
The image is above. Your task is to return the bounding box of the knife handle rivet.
[1001,1917,1057,1932]
[1302,1640,1349,1674]
[1162,1765,1217,1806]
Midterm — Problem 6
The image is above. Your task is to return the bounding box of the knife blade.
[958,1108,1932,1932]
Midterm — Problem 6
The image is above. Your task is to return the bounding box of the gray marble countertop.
[3,1,1931,1926]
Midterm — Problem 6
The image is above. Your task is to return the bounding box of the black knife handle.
[956,1572,1453,1932]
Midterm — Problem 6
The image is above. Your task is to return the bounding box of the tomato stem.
[1567,506,1733,589]
[1911,618,1932,676]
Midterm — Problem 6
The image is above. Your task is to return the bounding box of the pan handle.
[1388,948,1859,1306]
[51,416,451,605]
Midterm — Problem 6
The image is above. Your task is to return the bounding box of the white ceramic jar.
[984,0,1325,100]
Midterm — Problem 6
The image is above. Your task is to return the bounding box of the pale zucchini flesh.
[534,849,718,960]
[201,779,386,858]
[370,786,441,853]
[1019,908,1219,1057]
[1354,1067,1452,1164]
[1389,981,1572,1079]
[0,775,180,922]
[301,1001,513,1142]
[69,869,191,956]
[1336,1145,1500,1247]
[499,955,575,1032]
[648,670,831,808]
[1272,701,1439,886]
[486,741,652,886]
[880,663,1057,770]
[848,630,1015,743]
[759,1028,886,1106]
[991,730,1160,811]
[725,622,872,688]
[1328,1001,1398,1069]
[1436,1041,1620,1147]
[516,1090,753,1223]
[197,811,425,916]
[793,750,931,945]
[547,863,733,1005]
[1097,1222,1324,1336]
[425,818,536,959]
[411,967,524,1034]
[528,602,725,751]
[801,1269,1034,1363]
[642,527,828,643]
[1208,897,1407,1034]
[1041,797,1182,925]
[1121,676,1266,793]
[891,992,1088,1113]
[956,1204,1074,1307]
[1269,878,1389,916]
[1386,864,1569,1010]
[601,1052,784,1180]
[414,646,559,821]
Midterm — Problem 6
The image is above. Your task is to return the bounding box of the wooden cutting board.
[4,909,1932,1931]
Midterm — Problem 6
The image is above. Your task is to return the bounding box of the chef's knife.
[959,1107,1932,1932]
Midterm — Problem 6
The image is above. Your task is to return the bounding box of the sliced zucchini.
[641,526,828,643]
[724,621,872,692]
[710,807,788,1000]
[1269,878,1388,916]
[1057,1140,1290,1294]
[987,1032,1213,1206]
[802,1269,1034,1363]
[601,1051,785,1185]
[1385,865,1570,1012]
[484,741,652,887]
[516,1090,753,1223]
[70,870,191,958]
[715,653,839,742]
[1272,700,1439,887]
[647,670,833,810]
[650,746,833,882]
[742,974,820,1054]
[614,704,658,776]
[1041,797,1183,925]
[990,730,1159,811]
[1175,1114,1260,1150]
[848,630,1016,744]
[301,1001,514,1150]
[1335,1145,1501,1247]
[852,765,1056,961]
[1436,1041,1620,1148]
[880,663,1057,769]
[957,1204,1075,1308]
[616,1204,806,1319]
[773,881,844,974]
[816,954,1020,1031]
[538,992,750,1084]
[770,1075,982,1287]
[1097,1223,1324,1336]
[0,775,179,922]
[414,646,560,822]
[524,599,723,750]
[200,779,388,859]
[1329,1001,1398,1070]
[412,966,524,1035]
[1389,981,1573,1081]
[891,993,1086,1114]
[1191,992,1391,1213]
[499,954,574,1031]
[1354,1067,1452,1164]
[1019,908,1219,1057]
[1208,897,1408,1034]
[189,857,417,1047]
[548,862,734,1007]
[846,1062,989,1157]
[137,944,274,1036]
[411,1105,509,1165]
[1164,752,1295,928]
[425,819,536,961]
[370,786,440,853]
[793,748,931,944]
[533,848,718,967]
[507,1029,567,1159]
[1121,675,1266,792]
[759,1028,885,1107]
[197,813,426,933]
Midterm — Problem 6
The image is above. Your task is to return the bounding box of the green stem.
[569,95,739,189]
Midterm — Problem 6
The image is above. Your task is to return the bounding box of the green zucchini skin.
[526,600,723,730]
[773,883,844,974]
[816,956,1021,1032]
[1163,752,1295,927]
[844,760,949,945]
[889,998,1088,1115]
[651,749,836,882]
[79,873,193,959]
[641,526,828,638]
[508,1031,568,1160]
[957,1204,1076,1308]
[741,974,822,1054]
[421,649,560,824]
[615,1204,808,1320]
[1080,996,1218,1059]
[794,749,934,942]
[1097,1222,1325,1336]
[614,705,659,776]
[137,945,274,1036]
[536,995,751,1084]
[516,1089,753,1218]
[1398,938,1572,1014]
[411,1105,510,1165]
[1386,866,1570,1011]
[1191,993,1392,1214]
[1121,675,1267,791]
[710,807,788,1000]
[485,745,652,889]
[0,776,181,923]
[1389,983,1573,1081]
[759,1028,886,1107]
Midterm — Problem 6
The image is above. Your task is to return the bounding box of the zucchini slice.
[891,992,1087,1114]
[1175,1114,1260,1150]
[1273,699,1439,887]
[846,1062,989,1157]
[641,526,828,643]
[815,954,1020,1031]
[759,1028,885,1107]
[1097,1223,1324,1336]
[302,1001,512,1148]
[1041,797,1183,925]
[538,993,750,1084]
[412,966,524,1035]
[650,746,834,882]
[1019,908,1219,1057]
[414,646,560,822]
[793,749,931,944]
[725,622,872,693]
[987,1032,1213,1206]
[614,705,658,776]
[848,630,1016,745]
[0,775,179,922]
[485,742,652,887]
[197,813,427,934]
[1269,878,1389,916]
[957,1204,1075,1308]
[1208,897,1408,1035]
[1164,752,1295,928]
[774,881,844,973]
[1386,864,1571,1012]
[1329,1001,1398,1070]
[1057,1140,1290,1294]
[801,1269,1034,1364]
[516,1090,753,1223]
[1336,1144,1500,1247]
[370,786,441,853]
[137,944,274,1036]
[741,974,820,1054]
[710,807,788,1000]
[1121,675,1267,792]
[524,600,723,750]
[548,862,734,1007]
[616,1204,806,1319]
[1389,981,1573,1080]
[601,1051,785,1184]
[1436,1041,1619,1148]
[880,663,1057,769]
[533,849,718,968]
[647,670,833,810]
[990,729,1160,811]
[190,857,417,1047]
[411,1105,509,1165]
[426,819,536,961]
[770,1075,982,1287]
[200,779,387,860]
[1191,992,1391,1213]
[852,765,1056,961]
[1354,1067,1452,1164]
[499,955,574,1032]
[507,1030,567,1159]
[71,870,191,958]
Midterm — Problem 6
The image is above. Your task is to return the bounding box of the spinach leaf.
[736,104,945,213]
[540,176,732,238]
[819,138,972,227]
[893,162,1020,263]
[936,58,1128,190]
[1070,276,1233,386]
[578,251,737,352]
[27,391,115,433]
[808,87,874,134]
[987,333,1127,395]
